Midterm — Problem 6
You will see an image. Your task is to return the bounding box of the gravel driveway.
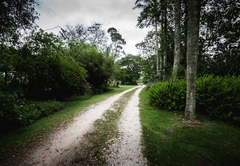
[2,85,146,166]
[106,85,147,165]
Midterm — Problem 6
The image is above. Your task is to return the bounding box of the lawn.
[139,88,240,166]
[0,85,137,163]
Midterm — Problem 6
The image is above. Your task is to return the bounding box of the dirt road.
[2,85,146,166]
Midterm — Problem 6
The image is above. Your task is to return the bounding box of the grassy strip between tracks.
[139,87,240,166]
[0,85,137,163]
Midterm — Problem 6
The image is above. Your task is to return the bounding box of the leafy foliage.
[0,92,64,127]
[148,75,240,125]
[198,0,240,76]
[0,0,39,44]
[66,42,115,91]
[117,54,142,85]
[12,30,88,99]
[148,79,186,110]
[0,2,121,130]
[0,29,115,126]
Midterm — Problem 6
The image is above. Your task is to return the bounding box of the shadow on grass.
[139,88,240,166]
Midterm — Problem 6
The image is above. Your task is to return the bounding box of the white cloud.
[35,0,152,55]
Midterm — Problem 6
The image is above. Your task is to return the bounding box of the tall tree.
[185,0,200,120]
[161,0,168,80]
[107,27,126,57]
[133,0,161,78]
[134,0,174,80]
[172,0,181,81]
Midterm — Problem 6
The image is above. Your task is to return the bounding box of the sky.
[35,0,152,55]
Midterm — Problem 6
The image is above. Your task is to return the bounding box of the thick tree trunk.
[185,0,200,120]
[172,0,181,81]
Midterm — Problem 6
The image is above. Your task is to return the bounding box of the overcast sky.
[35,0,152,55]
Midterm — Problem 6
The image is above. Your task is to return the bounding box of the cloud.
[35,0,56,16]
[35,0,152,55]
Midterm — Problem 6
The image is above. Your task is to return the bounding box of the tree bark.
[5,70,8,85]
[183,0,188,74]
[155,23,159,78]
[172,0,181,81]
[185,0,200,120]
[163,5,167,80]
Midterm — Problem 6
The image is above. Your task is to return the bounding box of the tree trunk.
[185,0,200,120]
[155,23,159,79]
[159,14,163,81]
[183,0,188,75]
[5,70,8,85]
[163,6,167,80]
[172,0,181,81]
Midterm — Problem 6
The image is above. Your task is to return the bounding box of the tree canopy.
[0,0,39,44]
[117,54,142,85]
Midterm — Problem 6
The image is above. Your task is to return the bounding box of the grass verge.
[0,85,137,163]
[71,87,139,165]
[139,88,240,166]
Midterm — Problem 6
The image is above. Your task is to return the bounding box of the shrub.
[196,75,240,123]
[0,92,64,127]
[148,75,240,125]
[148,79,186,111]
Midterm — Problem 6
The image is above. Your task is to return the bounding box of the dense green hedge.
[148,75,240,125]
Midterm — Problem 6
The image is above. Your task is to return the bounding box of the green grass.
[0,85,137,163]
[139,88,240,166]
[71,87,139,165]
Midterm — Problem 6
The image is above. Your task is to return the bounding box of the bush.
[148,75,240,125]
[148,79,186,111]
[0,91,64,127]
[196,75,240,123]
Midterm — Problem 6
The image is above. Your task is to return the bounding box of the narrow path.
[2,86,139,166]
[106,85,147,165]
